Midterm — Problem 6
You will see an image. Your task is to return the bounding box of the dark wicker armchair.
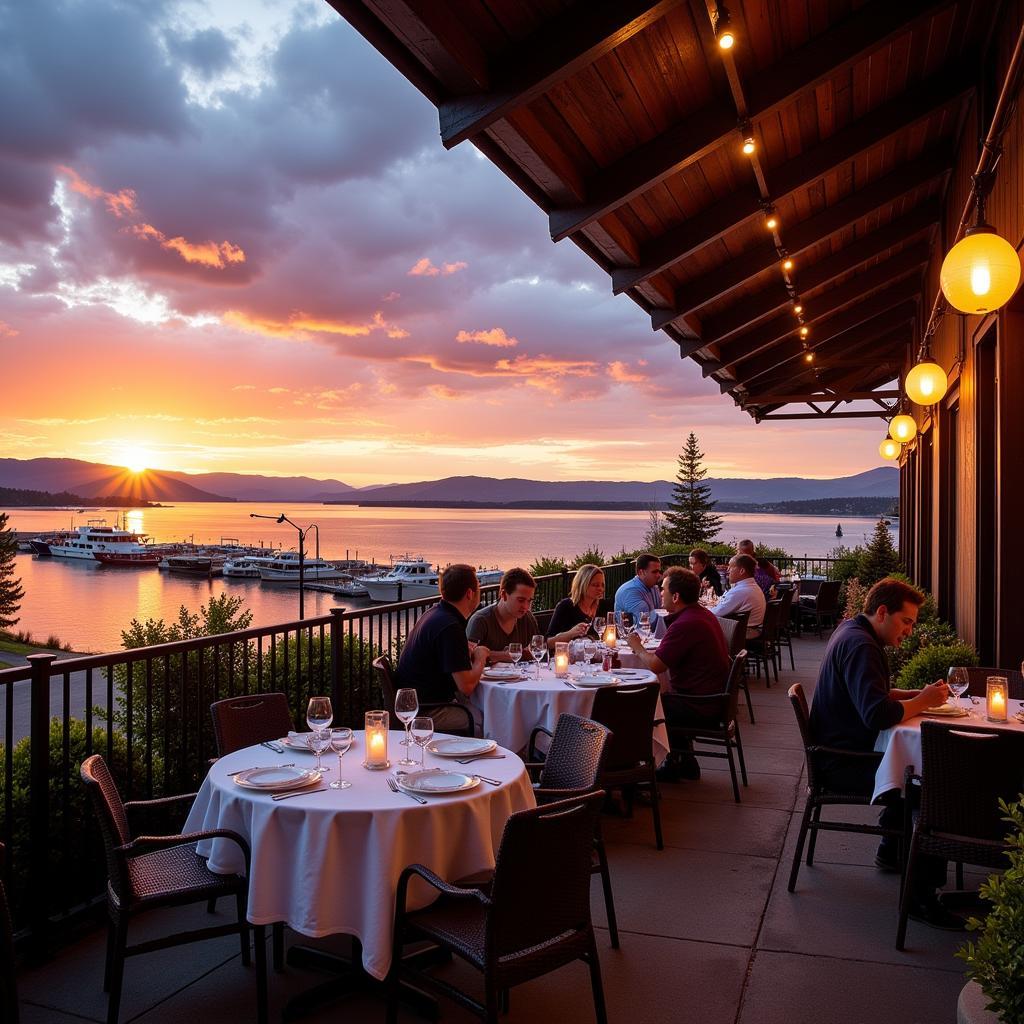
[799,580,841,636]
[387,792,609,1024]
[775,587,797,671]
[0,842,17,1024]
[720,610,754,723]
[662,652,749,803]
[896,722,1024,949]
[210,691,294,756]
[786,683,901,893]
[373,654,474,737]
[80,755,267,1024]
[747,600,782,686]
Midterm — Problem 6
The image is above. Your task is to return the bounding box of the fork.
[387,775,427,805]
[229,762,295,777]
[271,786,330,801]
[473,774,501,786]
[261,740,285,753]
[562,678,577,689]
[456,755,507,764]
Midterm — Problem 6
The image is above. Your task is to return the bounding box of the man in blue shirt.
[613,553,663,632]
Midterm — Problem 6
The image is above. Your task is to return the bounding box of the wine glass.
[394,688,419,766]
[582,638,597,676]
[637,612,651,640]
[947,666,970,714]
[507,643,523,676]
[591,614,605,637]
[530,634,546,679]
[329,727,353,789]
[306,696,333,770]
[410,716,434,768]
[309,727,331,775]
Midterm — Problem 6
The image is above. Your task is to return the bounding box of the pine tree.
[664,433,723,547]
[0,512,25,630]
[856,518,902,587]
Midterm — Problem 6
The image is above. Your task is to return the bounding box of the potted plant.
[956,798,1024,1023]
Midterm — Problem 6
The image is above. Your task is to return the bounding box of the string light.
[793,302,803,315]
[879,437,901,461]
[889,414,918,443]
[765,212,778,230]
[782,256,793,271]
[715,4,735,50]
[799,326,809,338]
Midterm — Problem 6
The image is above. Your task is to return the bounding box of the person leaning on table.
[808,576,959,930]
[394,563,489,735]
[466,567,540,663]
[711,554,766,638]
[545,563,605,649]
[688,547,723,597]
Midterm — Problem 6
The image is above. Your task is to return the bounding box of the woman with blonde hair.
[545,563,606,646]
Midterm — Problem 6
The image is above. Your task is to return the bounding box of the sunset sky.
[0,0,890,487]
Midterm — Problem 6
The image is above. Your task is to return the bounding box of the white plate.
[573,673,619,688]
[396,769,480,794]
[922,705,970,717]
[427,737,497,757]
[234,766,321,791]
[611,669,650,680]
[281,732,356,752]
[482,667,526,680]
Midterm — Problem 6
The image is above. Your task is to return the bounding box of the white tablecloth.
[184,734,534,980]
[469,665,670,763]
[873,699,1024,803]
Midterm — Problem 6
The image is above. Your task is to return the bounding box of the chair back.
[210,691,293,757]
[721,611,749,657]
[488,792,604,959]
[538,714,610,791]
[0,843,17,1024]
[533,609,553,636]
[760,600,782,643]
[963,667,1024,700]
[373,655,397,709]
[813,580,841,614]
[589,682,661,770]
[717,615,738,652]
[787,683,821,789]
[723,651,748,723]
[776,586,796,629]
[799,579,823,598]
[918,722,1024,840]
[80,754,132,901]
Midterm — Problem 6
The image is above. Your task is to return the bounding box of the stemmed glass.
[410,716,434,768]
[530,634,546,679]
[947,666,970,715]
[507,643,523,677]
[306,696,333,774]
[637,612,651,641]
[582,638,597,677]
[591,614,605,637]
[395,688,419,766]
[329,727,353,789]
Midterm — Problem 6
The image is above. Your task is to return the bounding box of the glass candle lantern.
[986,677,1008,723]
[602,623,618,647]
[363,710,390,769]
[553,641,569,677]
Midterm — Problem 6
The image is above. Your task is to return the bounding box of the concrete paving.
[14,634,975,1023]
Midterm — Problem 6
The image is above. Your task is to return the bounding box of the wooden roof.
[328,0,995,419]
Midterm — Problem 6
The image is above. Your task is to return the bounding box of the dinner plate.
[396,769,480,794]
[281,732,357,752]
[573,673,619,688]
[482,666,527,680]
[233,766,322,791]
[921,705,970,717]
[427,737,497,757]
[611,669,650,680]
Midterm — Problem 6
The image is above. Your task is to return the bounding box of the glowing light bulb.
[804,352,814,363]
[765,215,778,230]
[718,29,734,49]
[799,326,809,338]
[793,303,803,315]
[889,415,917,442]
[905,360,948,405]
[782,258,793,271]
[879,438,901,460]
[940,228,1020,313]
[970,264,991,296]
[742,136,755,155]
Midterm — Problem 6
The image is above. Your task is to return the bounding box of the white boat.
[48,522,151,561]
[223,554,280,578]
[362,557,502,603]
[258,552,348,583]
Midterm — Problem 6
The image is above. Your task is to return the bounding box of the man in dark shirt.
[809,577,956,928]
[395,564,490,734]
[688,548,723,596]
[626,567,731,781]
[466,567,540,661]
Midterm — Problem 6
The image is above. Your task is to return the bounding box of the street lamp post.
[249,512,317,619]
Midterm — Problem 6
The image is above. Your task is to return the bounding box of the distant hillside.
[0,486,158,508]
[176,472,358,502]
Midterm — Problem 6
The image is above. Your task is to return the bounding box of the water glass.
[582,639,597,676]
[947,666,970,713]
[410,716,434,767]
[530,634,546,679]
[309,728,331,775]
[591,614,605,636]
[638,612,651,638]
[306,696,333,733]
[507,643,523,675]
[329,727,353,789]
[395,688,419,765]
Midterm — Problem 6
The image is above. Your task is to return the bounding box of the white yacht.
[258,552,348,583]
[48,522,151,561]
[362,557,502,603]
[223,554,280,579]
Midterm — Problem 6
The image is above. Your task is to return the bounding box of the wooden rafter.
[743,389,901,406]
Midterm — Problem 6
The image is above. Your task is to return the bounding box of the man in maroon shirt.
[626,567,730,779]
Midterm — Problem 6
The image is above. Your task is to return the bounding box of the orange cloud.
[131,223,245,269]
[408,257,467,277]
[58,165,137,217]
[608,360,650,383]
[0,320,18,338]
[404,352,597,383]
[222,308,408,341]
[455,327,518,348]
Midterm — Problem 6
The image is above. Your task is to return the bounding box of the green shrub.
[569,546,606,570]
[893,641,978,690]
[827,545,864,585]
[842,577,868,620]
[958,798,1024,1024]
[886,618,960,678]
[529,555,567,577]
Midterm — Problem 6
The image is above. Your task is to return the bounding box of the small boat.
[223,554,280,578]
[258,552,348,583]
[835,524,843,538]
[166,554,226,576]
[363,557,502,603]
[94,550,161,567]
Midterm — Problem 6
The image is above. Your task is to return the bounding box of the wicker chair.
[662,653,749,803]
[387,792,609,1024]
[0,843,17,1024]
[373,654,474,737]
[896,722,1024,949]
[720,611,754,723]
[210,691,294,756]
[80,755,267,1024]
[799,580,841,636]
[746,600,782,686]
[963,667,1024,700]
[786,683,902,893]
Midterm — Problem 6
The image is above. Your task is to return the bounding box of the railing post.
[27,652,55,960]
[560,568,569,600]
[396,581,403,603]
[329,607,345,712]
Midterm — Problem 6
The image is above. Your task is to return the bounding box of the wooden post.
[329,607,345,714]
[27,652,55,960]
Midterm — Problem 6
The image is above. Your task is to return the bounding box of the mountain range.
[0,457,897,506]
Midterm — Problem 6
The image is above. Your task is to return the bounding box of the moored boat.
[48,522,151,561]
[258,552,348,583]
[94,550,161,567]
[166,554,227,576]
[362,557,502,602]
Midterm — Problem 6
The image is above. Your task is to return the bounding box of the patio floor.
[15,633,974,1024]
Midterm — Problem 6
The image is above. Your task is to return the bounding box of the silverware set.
[387,775,427,804]
[271,786,330,801]
[455,755,507,764]
[261,740,285,753]
[228,762,295,776]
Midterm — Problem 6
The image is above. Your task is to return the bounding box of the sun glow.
[118,447,154,474]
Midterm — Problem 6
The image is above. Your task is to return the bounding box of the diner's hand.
[472,645,490,669]
[570,622,589,639]
[625,632,643,652]
[920,680,949,705]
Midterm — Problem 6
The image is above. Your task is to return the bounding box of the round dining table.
[872,699,1024,803]
[469,663,671,763]
[184,733,535,981]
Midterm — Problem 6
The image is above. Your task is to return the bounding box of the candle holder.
[602,623,618,648]
[986,677,1008,723]
[553,641,569,678]
[363,710,391,769]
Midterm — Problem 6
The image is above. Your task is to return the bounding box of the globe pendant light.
[889,414,918,443]
[879,437,901,461]
[905,359,948,406]
[940,172,1021,314]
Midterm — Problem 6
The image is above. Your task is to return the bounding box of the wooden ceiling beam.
[701,201,940,345]
[743,389,901,407]
[652,146,951,330]
[438,0,684,149]
[714,242,930,372]
[546,0,957,243]
[757,409,894,420]
[614,70,968,295]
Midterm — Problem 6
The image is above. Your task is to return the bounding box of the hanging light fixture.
[741,125,756,155]
[940,170,1021,314]
[888,414,918,443]
[905,356,948,406]
[879,437,901,460]
[799,325,809,338]
[714,4,735,50]
[793,301,803,315]
[782,256,793,271]
[765,211,778,231]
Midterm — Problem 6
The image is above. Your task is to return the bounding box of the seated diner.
[466,567,540,661]
[545,563,607,647]
[711,554,766,638]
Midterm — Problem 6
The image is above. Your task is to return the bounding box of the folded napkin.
[288,730,314,746]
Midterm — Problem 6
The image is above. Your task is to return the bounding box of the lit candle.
[602,624,618,647]
[363,710,390,769]
[553,641,569,677]
[986,677,1008,723]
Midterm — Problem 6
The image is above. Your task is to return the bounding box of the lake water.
[4,503,894,653]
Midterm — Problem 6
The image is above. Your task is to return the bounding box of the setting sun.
[117,446,153,474]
